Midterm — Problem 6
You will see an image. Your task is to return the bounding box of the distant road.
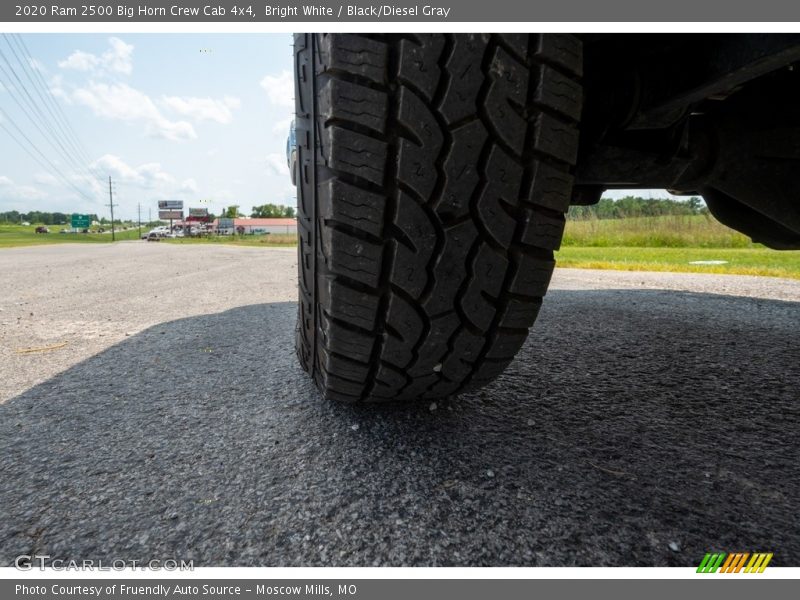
[1,243,798,566]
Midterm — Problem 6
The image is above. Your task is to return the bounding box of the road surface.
[0,243,798,566]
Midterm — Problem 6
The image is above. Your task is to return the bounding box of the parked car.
[146,232,162,242]
[34,226,49,234]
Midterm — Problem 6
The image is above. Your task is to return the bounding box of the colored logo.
[697,552,773,573]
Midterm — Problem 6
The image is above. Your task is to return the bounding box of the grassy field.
[559,214,800,279]
[0,224,142,247]
[556,247,800,279]
[562,214,753,248]
[163,233,297,247]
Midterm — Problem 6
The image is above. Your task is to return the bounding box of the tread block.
[320,311,375,364]
[497,34,529,63]
[435,120,488,220]
[386,291,424,347]
[397,35,445,101]
[319,278,380,331]
[319,347,370,382]
[397,86,444,201]
[499,298,542,329]
[320,227,383,288]
[319,78,388,134]
[397,373,439,400]
[427,378,461,398]
[485,46,530,156]
[533,34,583,78]
[390,192,436,298]
[520,208,566,251]
[423,220,477,315]
[477,145,523,247]
[531,112,579,165]
[460,244,509,330]
[408,312,460,377]
[533,64,583,122]
[440,34,489,125]
[319,34,388,84]
[323,125,386,185]
[381,330,414,369]
[325,372,367,397]
[526,160,573,212]
[509,253,556,298]
[374,362,407,393]
[441,329,484,379]
[320,179,385,238]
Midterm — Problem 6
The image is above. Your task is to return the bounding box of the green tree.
[222,205,241,218]
[251,204,297,218]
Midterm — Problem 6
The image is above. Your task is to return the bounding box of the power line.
[2,35,95,179]
[8,34,104,181]
[0,46,100,188]
[0,107,100,205]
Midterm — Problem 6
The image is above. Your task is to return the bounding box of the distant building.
[212,217,297,235]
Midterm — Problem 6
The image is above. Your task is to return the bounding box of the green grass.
[559,214,800,279]
[0,224,142,247]
[163,233,297,247]
[556,247,800,279]
[562,214,754,248]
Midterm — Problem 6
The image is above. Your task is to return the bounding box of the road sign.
[159,210,183,220]
[71,214,91,228]
[158,200,184,210]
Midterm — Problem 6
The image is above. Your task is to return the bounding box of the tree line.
[220,204,296,218]
[568,196,707,220]
[0,210,101,225]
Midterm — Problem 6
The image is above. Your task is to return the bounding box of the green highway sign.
[71,214,91,228]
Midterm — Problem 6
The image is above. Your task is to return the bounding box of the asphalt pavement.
[0,243,798,566]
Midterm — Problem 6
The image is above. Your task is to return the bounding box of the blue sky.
[0,33,678,221]
[0,33,295,220]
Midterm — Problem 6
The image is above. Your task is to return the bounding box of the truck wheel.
[294,33,582,402]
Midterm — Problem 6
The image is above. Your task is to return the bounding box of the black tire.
[294,33,582,402]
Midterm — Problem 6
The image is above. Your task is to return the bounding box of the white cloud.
[179,178,198,193]
[34,172,59,186]
[91,155,174,189]
[73,82,196,141]
[0,175,46,200]
[260,71,294,108]
[161,95,241,124]
[58,37,134,75]
[264,153,289,177]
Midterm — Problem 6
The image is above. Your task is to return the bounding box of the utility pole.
[107,176,116,241]
[137,202,142,239]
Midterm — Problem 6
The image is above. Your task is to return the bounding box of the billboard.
[218,218,234,229]
[188,208,208,217]
[158,200,183,210]
[158,210,183,220]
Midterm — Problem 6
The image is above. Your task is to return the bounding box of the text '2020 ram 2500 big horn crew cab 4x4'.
[288,33,800,403]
